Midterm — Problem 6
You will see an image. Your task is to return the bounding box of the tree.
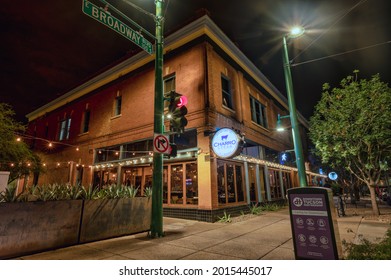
[309,71,391,215]
[0,103,41,184]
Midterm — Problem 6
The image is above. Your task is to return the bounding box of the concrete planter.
[79,197,152,243]
[0,197,151,259]
[0,200,83,259]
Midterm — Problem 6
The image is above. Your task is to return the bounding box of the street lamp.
[280,26,308,187]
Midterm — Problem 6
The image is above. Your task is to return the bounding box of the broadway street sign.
[82,0,153,55]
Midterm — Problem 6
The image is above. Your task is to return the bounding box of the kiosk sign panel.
[288,187,341,260]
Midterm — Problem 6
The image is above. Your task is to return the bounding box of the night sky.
[1,0,390,123]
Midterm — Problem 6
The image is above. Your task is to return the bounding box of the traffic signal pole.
[150,0,164,237]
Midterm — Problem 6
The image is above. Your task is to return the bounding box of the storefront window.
[171,165,183,204]
[282,171,292,192]
[236,165,245,202]
[227,164,236,202]
[217,160,246,205]
[269,169,282,199]
[95,146,121,163]
[185,163,198,204]
[217,161,226,205]
[163,167,168,204]
[249,164,257,202]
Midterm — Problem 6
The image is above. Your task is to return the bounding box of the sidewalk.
[16,202,391,260]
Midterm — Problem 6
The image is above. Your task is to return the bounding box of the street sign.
[153,134,171,154]
[82,0,153,55]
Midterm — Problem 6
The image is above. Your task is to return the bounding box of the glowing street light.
[279,26,308,187]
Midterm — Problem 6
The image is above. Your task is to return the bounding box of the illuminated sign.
[211,128,241,159]
[328,172,338,181]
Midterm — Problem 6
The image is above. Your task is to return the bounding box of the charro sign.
[211,128,242,159]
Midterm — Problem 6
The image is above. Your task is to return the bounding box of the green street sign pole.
[150,0,164,238]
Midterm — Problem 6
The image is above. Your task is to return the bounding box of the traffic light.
[167,91,188,133]
[169,143,177,157]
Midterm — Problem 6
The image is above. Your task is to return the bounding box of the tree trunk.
[368,184,380,216]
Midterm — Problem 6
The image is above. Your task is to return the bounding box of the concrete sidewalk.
[16,204,391,260]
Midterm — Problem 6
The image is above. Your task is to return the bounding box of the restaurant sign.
[211,128,242,159]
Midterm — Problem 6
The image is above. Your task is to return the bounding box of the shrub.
[218,211,232,223]
[0,184,141,202]
[343,229,391,259]
[249,204,264,215]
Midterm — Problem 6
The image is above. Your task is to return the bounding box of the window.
[171,164,183,204]
[114,95,122,116]
[59,118,71,141]
[269,169,282,199]
[95,145,121,163]
[250,96,268,128]
[221,75,234,109]
[217,160,245,204]
[81,110,90,133]
[164,75,176,94]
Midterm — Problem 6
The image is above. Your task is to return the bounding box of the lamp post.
[150,0,164,238]
[281,27,308,187]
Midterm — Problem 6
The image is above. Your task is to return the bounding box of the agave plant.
[32,185,55,201]
[143,186,152,198]
[124,186,138,198]
[65,184,83,200]
[249,204,263,215]
[0,185,21,202]
[80,186,100,200]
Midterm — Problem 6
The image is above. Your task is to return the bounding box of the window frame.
[114,95,122,116]
[250,96,268,128]
[81,109,90,133]
[221,74,234,110]
[58,117,71,141]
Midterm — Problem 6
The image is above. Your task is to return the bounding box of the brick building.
[25,15,324,221]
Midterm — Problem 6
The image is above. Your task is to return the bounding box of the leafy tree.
[0,103,41,183]
[309,71,391,215]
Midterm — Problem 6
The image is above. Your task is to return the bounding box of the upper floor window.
[59,118,71,141]
[81,109,90,133]
[164,75,176,94]
[114,95,122,116]
[250,96,268,128]
[221,75,234,110]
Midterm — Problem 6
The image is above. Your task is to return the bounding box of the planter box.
[0,200,83,259]
[0,197,151,259]
[79,197,152,243]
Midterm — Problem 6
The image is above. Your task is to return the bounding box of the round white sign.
[211,128,241,158]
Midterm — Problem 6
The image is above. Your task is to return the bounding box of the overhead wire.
[290,0,369,63]
[291,40,391,67]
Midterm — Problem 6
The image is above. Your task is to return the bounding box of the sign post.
[287,187,342,259]
[150,0,165,238]
[82,0,164,237]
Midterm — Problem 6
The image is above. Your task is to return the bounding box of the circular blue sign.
[328,172,338,181]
